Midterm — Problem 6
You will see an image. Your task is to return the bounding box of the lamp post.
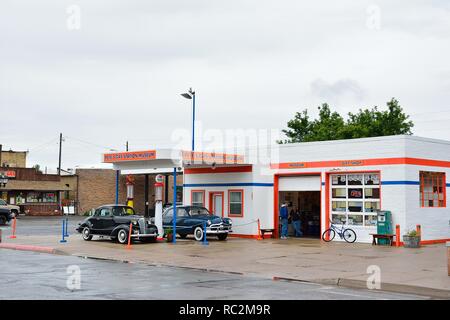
[181,88,196,151]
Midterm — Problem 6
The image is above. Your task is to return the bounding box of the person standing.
[280,203,289,239]
[290,206,303,237]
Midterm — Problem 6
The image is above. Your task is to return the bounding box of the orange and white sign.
[182,151,244,165]
[103,150,157,163]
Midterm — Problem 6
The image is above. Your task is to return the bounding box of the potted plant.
[403,229,421,248]
[165,227,174,243]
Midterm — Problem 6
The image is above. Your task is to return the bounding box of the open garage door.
[279,175,321,191]
[278,175,321,238]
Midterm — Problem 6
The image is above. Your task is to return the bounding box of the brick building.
[75,169,183,216]
[0,149,27,167]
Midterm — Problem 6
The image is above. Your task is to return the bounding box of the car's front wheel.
[117,228,129,244]
[193,226,204,241]
[0,215,7,225]
[82,227,93,241]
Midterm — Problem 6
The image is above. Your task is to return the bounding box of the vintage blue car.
[161,205,232,241]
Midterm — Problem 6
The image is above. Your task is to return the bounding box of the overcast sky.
[1,0,449,170]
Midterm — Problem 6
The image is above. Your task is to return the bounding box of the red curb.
[0,243,56,254]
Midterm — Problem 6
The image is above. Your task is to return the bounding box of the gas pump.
[377,210,393,245]
[126,175,134,209]
[154,174,164,239]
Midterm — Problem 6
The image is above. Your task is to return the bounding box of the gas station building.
[104,135,450,244]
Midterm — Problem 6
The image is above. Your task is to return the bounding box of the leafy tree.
[279,98,413,143]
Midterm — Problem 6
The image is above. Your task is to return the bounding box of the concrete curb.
[273,276,449,299]
[0,243,64,255]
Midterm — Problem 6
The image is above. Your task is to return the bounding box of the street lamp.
[180,88,196,151]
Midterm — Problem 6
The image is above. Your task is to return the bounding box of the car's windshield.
[0,199,6,205]
[112,206,135,216]
[189,207,210,215]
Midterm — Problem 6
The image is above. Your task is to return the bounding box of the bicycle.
[322,223,357,243]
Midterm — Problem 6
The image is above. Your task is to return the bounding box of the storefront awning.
[102,149,249,173]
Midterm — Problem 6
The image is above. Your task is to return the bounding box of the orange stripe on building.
[184,166,252,174]
[270,157,450,170]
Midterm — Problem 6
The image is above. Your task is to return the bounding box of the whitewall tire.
[194,226,204,241]
[117,229,128,244]
[82,227,93,241]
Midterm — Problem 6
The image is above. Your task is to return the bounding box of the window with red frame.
[191,190,205,207]
[228,190,243,216]
[420,171,446,208]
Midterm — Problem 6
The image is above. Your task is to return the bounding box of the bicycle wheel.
[343,228,357,243]
[322,228,335,242]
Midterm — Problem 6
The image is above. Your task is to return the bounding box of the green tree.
[279,98,413,143]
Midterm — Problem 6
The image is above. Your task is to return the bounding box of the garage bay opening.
[278,175,321,239]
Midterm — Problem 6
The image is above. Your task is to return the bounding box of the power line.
[64,136,118,151]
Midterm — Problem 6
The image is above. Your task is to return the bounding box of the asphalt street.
[0,249,429,300]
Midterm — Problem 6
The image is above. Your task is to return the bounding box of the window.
[176,208,189,217]
[112,206,135,216]
[228,190,243,217]
[190,207,210,215]
[163,209,173,219]
[99,208,112,217]
[332,188,346,198]
[420,171,446,208]
[26,191,57,203]
[330,173,381,226]
[191,190,205,207]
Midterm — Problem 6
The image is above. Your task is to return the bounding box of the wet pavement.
[0,250,428,300]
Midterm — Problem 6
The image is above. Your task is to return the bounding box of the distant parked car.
[0,208,13,225]
[76,204,158,244]
[161,205,232,241]
[0,199,20,218]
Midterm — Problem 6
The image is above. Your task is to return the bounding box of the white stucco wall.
[182,135,450,243]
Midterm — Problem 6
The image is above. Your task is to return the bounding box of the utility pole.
[58,133,63,176]
[0,144,2,168]
[126,141,129,152]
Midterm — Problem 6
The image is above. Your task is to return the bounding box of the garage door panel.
[279,176,321,191]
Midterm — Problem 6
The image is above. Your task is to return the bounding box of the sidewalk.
[1,233,449,298]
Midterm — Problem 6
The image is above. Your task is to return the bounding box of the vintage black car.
[161,205,232,241]
[0,208,13,225]
[76,204,158,244]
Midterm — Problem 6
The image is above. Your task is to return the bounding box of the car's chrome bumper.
[206,223,232,234]
[130,232,157,238]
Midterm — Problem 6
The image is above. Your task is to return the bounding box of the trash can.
[447,242,450,276]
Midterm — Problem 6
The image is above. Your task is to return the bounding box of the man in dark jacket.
[279,203,289,239]
[290,206,303,237]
